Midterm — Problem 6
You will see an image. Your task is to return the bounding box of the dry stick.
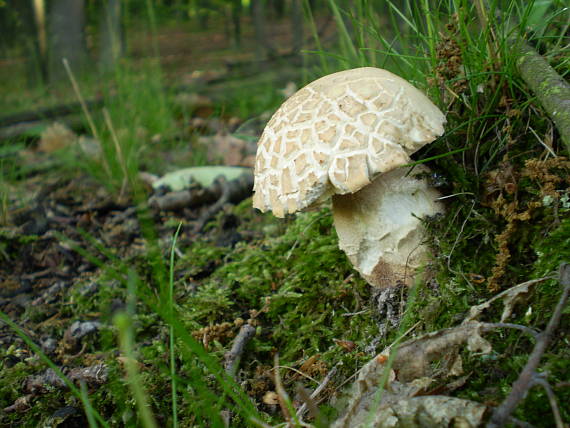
[509,39,570,155]
[480,322,539,339]
[296,365,338,420]
[533,377,565,428]
[474,0,570,154]
[487,263,570,428]
[224,324,256,377]
[192,173,254,233]
[220,324,256,428]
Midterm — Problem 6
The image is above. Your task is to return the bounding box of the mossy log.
[509,39,570,154]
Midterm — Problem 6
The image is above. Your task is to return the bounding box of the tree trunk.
[99,0,123,72]
[9,0,47,85]
[270,0,285,18]
[197,0,210,29]
[231,0,242,48]
[291,0,303,54]
[48,0,87,82]
[252,0,268,61]
[32,0,47,64]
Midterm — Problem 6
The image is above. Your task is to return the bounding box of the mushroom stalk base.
[332,167,443,288]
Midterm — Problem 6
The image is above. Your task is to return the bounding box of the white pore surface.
[332,166,444,287]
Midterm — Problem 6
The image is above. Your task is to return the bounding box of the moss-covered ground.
[1,2,569,427]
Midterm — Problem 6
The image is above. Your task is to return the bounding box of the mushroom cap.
[252,67,446,217]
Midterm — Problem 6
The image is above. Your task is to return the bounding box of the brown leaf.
[262,391,280,405]
[333,339,357,352]
[37,123,77,153]
[3,394,33,413]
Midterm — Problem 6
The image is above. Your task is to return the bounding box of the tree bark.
[231,0,242,48]
[99,0,123,72]
[7,1,47,85]
[48,0,87,82]
[291,0,303,54]
[251,0,269,61]
[509,39,570,155]
[32,0,47,65]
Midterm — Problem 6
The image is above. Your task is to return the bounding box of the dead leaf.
[37,122,77,153]
[63,320,102,345]
[204,133,256,167]
[24,369,66,394]
[77,136,102,159]
[332,320,498,427]
[333,339,357,352]
[463,277,548,323]
[383,322,492,382]
[152,165,251,192]
[448,354,464,377]
[67,363,108,386]
[297,355,320,376]
[280,81,298,98]
[334,396,487,428]
[3,394,33,413]
[116,356,146,370]
[263,391,280,405]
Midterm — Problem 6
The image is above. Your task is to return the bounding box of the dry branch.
[0,100,104,128]
[148,171,253,213]
[224,324,256,377]
[193,173,254,232]
[487,263,570,428]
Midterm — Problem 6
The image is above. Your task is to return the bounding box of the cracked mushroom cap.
[252,67,446,217]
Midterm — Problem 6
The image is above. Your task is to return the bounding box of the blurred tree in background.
[0,0,323,89]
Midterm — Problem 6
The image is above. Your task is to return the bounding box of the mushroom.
[252,67,445,287]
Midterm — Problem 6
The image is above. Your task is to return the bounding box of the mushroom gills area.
[332,167,443,287]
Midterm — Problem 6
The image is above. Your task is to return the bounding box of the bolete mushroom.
[252,67,445,287]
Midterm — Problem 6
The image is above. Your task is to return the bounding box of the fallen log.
[0,99,103,128]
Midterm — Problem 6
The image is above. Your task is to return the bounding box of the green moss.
[179,207,376,381]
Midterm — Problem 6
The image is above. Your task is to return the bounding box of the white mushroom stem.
[331,166,443,288]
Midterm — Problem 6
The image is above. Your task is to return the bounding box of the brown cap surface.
[253,67,446,217]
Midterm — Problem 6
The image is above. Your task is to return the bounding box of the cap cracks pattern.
[253,67,446,218]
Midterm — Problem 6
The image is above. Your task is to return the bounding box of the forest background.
[0,1,569,427]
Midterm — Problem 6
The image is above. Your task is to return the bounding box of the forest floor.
[1,15,570,428]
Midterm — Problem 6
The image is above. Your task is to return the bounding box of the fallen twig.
[148,170,253,218]
[487,263,570,428]
[193,173,254,232]
[224,324,256,377]
[296,365,338,420]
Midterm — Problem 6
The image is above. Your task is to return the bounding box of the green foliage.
[182,207,375,373]
[76,60,174,192]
